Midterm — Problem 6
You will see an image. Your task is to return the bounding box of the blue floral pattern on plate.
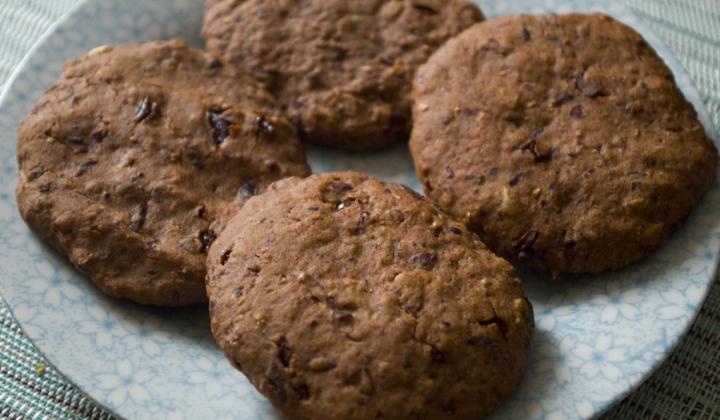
[0,0,717,419]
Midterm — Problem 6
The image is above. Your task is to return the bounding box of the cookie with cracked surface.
[203,0,483,151]
[207,172,534,419]
[16,40,310,306]
[410,13,718,275]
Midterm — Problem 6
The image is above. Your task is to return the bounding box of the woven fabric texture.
[0,0,718,418]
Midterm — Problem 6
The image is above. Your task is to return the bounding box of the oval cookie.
[16,40,311,306]
[410,13,718,275]
[207,172,534,419]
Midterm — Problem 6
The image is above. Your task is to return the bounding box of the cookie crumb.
[34,362,45,375]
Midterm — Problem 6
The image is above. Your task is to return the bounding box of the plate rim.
[0,0,88,106]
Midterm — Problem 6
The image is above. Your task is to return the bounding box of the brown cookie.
[207,172,534,419]
[410,13,718,275]
[203,0,483,151]
[16,40,310,306]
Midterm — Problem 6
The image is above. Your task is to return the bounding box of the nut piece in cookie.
[207,172,534,419]
[16,40,310,306]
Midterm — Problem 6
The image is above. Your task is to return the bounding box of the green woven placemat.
[0,0,718,418]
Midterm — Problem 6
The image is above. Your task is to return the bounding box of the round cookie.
[203,0,484,151]
[16,40,311,306]
[207,172,534,419]
[410,13,718,275]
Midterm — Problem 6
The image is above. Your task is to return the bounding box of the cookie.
[207,172,534,419]
[203,0,483,151]
[16,40,311,306]
[410,13,718,275]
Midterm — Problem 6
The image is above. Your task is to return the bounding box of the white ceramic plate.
[0,0,718,419]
